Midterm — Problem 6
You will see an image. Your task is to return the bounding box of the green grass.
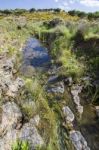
[58,48,84,78]
[1,13,99,150]
[24,76,60,150]
[12,140,30,150]
[40,27,85,79]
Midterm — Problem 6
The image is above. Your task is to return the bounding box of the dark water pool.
[22,38,51,68]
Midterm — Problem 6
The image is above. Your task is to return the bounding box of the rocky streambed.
[0,37,99,150]
[21,38,99,150]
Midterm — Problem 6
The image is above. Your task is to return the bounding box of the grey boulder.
[70,130,90,150]
[63,106,75,124]
[0,102,22,134]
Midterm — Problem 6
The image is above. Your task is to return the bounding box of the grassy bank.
[0,11,99,150]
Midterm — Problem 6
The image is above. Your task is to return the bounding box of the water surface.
[21,38,51,75]
[21,37,99,150]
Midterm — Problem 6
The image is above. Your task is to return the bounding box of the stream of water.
[22,38,51,68]
[21,37,99,150]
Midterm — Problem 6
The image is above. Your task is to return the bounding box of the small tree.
[29,8,36,13]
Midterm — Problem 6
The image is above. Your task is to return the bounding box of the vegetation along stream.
[21,37,99,150]
[0,10,99,150]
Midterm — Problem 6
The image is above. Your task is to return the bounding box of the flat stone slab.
[63,106,75,123]
[70,130,90,150]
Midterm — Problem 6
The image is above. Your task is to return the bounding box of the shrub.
[29,8,36,13]
[68,10,86,18]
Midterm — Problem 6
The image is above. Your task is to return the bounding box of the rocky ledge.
[71,85,83,117]
[0,55,24,99]
[0,102,43,150]
[62,106,90,150]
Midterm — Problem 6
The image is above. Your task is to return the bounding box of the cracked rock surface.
[0,102,43,150]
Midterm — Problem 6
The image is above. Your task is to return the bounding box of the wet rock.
[0,102,22,135]
[63,106,75,124]
[48,75,59,83]
[95,106,99,117]
[70,130,90,150]
[71,85,83,116]
[47,82,64,94]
